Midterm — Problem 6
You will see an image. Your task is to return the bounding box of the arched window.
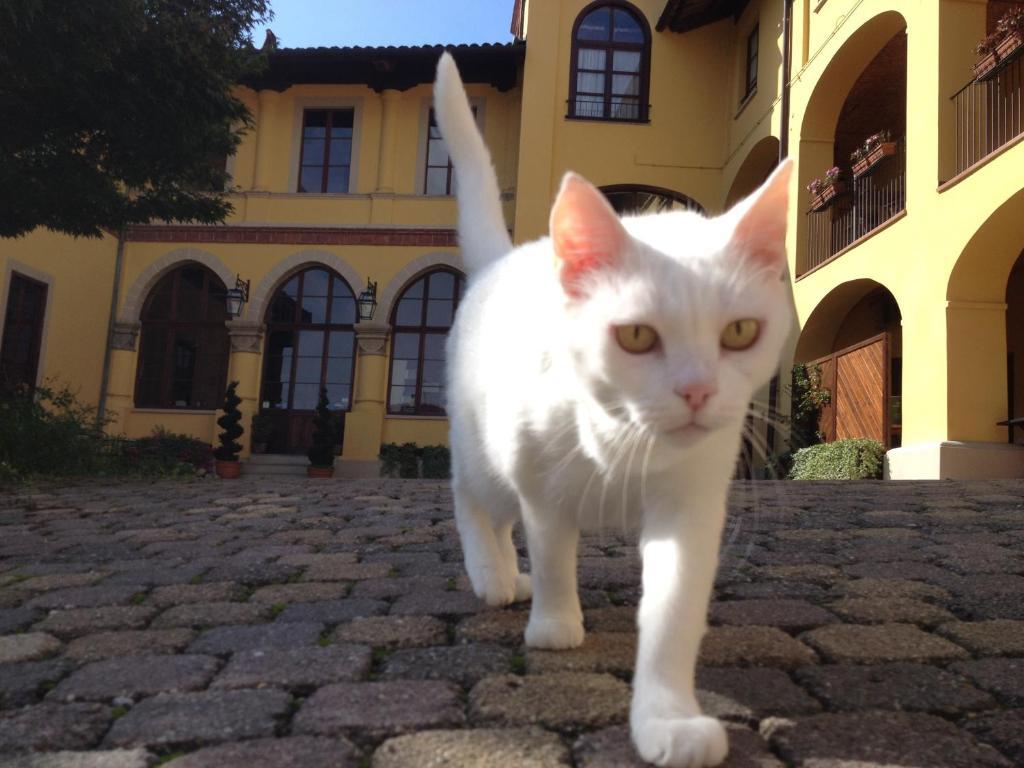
[259,267,357,453]
[135,263,229,409]
[600,185,704,215]
[569,1,651,122]
[388,268,466,416]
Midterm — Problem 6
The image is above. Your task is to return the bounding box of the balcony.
[951,47,1024,176]
[802,141,906,276]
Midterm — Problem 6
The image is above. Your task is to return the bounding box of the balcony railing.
[951,48,1024,176]
[803,141,906,276]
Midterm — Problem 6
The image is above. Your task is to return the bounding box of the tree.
[0,0,272,238]
[307,387,337,469]
[214,381,244,462]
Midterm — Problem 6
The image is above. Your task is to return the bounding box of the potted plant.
[214,381,244,479]
[250,412,273,454]
[307,387,336,478]
[851,130,897,178]
[974,7,1024,81]
[806,166,846,212]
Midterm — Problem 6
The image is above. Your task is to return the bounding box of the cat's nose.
[676,382,716,412]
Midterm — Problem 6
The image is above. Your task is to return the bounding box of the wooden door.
[835,335,887,443]
[0,273,48,392]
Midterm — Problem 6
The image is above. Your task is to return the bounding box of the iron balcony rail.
[803,141,906,276]
[951,48,1024,176]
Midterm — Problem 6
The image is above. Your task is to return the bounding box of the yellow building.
[3,0,1023,479]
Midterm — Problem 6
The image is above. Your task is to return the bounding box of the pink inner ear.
[732,159,792,274]
[550,173,626,297]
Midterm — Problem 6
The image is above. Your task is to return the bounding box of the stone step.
[245,454,308,477]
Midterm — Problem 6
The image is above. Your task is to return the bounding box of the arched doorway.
[796,280,903,449]
[600,185,704,215]
[259,266,357,454]
[725,136,780,209]
[1006,250,1024,443]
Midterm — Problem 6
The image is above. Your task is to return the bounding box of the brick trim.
[125,225,457,248]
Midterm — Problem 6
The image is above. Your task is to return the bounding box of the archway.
[1008,251,1024,443]
[796,280,902,449]
[724,136,779,209]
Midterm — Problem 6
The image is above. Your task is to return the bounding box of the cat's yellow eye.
[720,319,760,351]
[615,324,659,354]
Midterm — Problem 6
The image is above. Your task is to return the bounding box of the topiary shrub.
[788,438,885,480]
[421,445,451,479]
[214,381,243,462]
[307,387,337,468]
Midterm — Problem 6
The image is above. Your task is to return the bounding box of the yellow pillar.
[945,300,1008,443]
[253,90,280,192]
[104,322,139,435]
[226,321,264,459]
[343,322,390,462]
[371,90,401,224]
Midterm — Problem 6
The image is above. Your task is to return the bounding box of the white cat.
[434,53,793,768]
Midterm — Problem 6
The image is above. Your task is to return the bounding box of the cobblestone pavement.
[0,477,1023,767]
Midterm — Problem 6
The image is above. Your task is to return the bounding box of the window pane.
[392,333,420,360]
[176,267,205,320]
[270,292,297,323]
[144,277,174,320]
[422,360,445,388]
[613,50,641,73]
[297,330,324,356]
[578,8,610,40]
[264,356,292,384]
[330,296,356,324]
[578,72,605,94]
[263,381,289,409]
[423,333,446,361]
[329,138,351,165]
[426,299,453,327]
[292,383,320,410]
[328,330,355,358]
[578,48,606,70]
[326,383,350,410]
[295,356,321,383]
[427,137,449,166]
[326,357,352,384]
[304,110,327,130]
[304,269,330,297]
[425,167,449,195]
[612,9,644,43]
[390,358,419,386]
[300,296,327,324]
[204,282,227,323]
[428,271,455,300]
[575,96,605,119]
[326,166,349,193]
[612,74,640,97]
[395,297,422,326]
[299,166,323,193]
[389,385,416,413]
[302,138,325,164]
[419,387,446,414]
[611,97,640,120]
[332,277,353,299]
[331,109,354,129]
[402,279,425,300]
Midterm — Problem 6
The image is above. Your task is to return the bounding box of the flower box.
[996,30,1024,61]
[974,49,1000,81]
[852,142,897,178]
[809,181,846,212]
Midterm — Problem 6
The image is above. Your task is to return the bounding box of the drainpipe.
[780,0,794,160]
[97,227,126,424]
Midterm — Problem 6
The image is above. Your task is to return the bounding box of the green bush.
[788,438,885,480]
[213,381,243,462]
[307,387,337,468]
[378,443,451,479]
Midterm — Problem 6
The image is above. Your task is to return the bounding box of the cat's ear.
[728,159,792,276]
[550,172,627,298]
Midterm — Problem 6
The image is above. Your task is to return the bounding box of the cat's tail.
[434,52,513,274]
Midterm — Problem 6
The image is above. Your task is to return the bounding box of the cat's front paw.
[632,715,728,768]
[514,573,533,601]
[468,566,517,607]
[524,616,584,649]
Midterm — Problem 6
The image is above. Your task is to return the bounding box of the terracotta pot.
[215,459,242,479]
[852,142,897,178]
[307,465,334,478]
[809,181,846,212]
[974,49,1000,81]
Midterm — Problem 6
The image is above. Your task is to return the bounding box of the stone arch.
[119,247,234,324]
[724,136,780,210]
[245,249,364,324]
[377,252,465,324]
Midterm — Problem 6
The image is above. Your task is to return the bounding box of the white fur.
[434,53,793,768]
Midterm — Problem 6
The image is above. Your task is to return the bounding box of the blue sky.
[254,0,516,48]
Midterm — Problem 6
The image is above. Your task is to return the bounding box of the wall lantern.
[226,275,250,318]
[357,279,378,322]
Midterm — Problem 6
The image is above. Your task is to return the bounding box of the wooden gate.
[809,333,889,447]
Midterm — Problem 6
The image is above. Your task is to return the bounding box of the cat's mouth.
[662,422,711,445]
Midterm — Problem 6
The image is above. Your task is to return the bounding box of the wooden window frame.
[423,106,477,196]
[134,264,230,410]
[297,108,355,194]
[568,0,652,124]
[0,271,48,393]
[743,24,759,102]
[386,268,465,416]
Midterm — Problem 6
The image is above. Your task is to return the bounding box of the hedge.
[379,443,451,479]
[788,438,885,480]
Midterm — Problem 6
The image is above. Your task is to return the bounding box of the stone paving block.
[103,689,290,749]
[796,662,995,714]
[348,576,449,599]
[151,602,273,629]
[469,673,630,730]
[50,654,219,702]
[0,631,61,663]
[0,658,72,708]
[390,589,484,616]
[200,561,301,586]
[19,572,109,592]
[826,597,956,626]
[380,644,513,687]
[710,599,837,631]
[456,610,529,643]
[0,702,113,752]
[27,586,143,611]
[842,561,957,582]
[830,577,951,602]
[148,582,246,608]
[211,645,371,690]
[0,606,41,634]
[962,710,1024,767]
[955,592,1024,621]
[332,615,448,649]
[188,621,323,655]
[720,580,828,601]
[249,582,350,604]
[275,598,388,624]
[699,626,817,669]
[802,623,970,664]
[763,710,1013,767]
[526,633,636,675]
[951,658,1024,705]
[166,736,360,768]
[33,607,157,639]
[302,561,393,581]
[937,620,1024,656]
[573,724,784,768]
[373,727,570,768]
[64,629,195,663]
[294,680,464,738]
[696,667,822,719]
[582,606,636,633]
[0,749,153,768]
